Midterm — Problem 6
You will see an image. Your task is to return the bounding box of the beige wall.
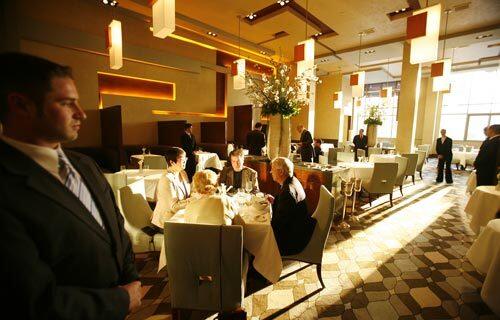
[414,77,429,146]
[314,73,343,140]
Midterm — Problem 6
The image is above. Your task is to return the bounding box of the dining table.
[465,185,500,234]
[452,149,479,167]
[130,154,164,167]
[339,162,375,181]
[121,169,167,201]
[195,151,223,172]
[158,193,283,283]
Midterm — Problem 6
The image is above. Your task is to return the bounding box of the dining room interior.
[1,0,500,319]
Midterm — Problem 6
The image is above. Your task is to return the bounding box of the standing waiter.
[297,125,314,162]
[353,129,368,161]
[181,123,197,181]
[435,129,453,184]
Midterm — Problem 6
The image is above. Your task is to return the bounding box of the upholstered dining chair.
[143,155,168,169]
[415,151,427,180]
[393,156,409,196]
[416,144,430,162]
[337,151,355,163]
[164,222,247,319]
[363,162,398,207]
[104,171,127,198]
[368,147,382,157]
[282,186,334,288]
[402,153,418,184]
[356,149,366,159]
[117,180,163,252]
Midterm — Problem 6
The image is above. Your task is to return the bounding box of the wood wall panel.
[98,72,175,101]
[233,104,253,147]
[201,122,227,144]
[100,105,123,147]
[158,120,187,147]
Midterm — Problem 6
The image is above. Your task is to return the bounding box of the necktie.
[57,150,105,229]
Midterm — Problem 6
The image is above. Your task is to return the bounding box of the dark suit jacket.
[474,135,500,186]
[353,135,368,152]
[436,137,453,159]
[271,177,316,256]
[0,141,138,320]
[218,166,259,193]
[313,146,323,163]
[181,132,197,156]
[246,130,266,156]
[299,130,314,162]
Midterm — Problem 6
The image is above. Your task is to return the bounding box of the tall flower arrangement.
[363,104,383,126]
[245,62,307,118]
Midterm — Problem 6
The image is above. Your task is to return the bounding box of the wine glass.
[141,147,146,155]
[244,180,253,194]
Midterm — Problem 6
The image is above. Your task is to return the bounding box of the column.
[396,42,422,154]
[314,72,343,140]
[421,77,443,154]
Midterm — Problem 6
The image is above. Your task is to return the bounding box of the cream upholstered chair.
[368,147,382,157]
[164,222,247,318]
[337,151,355,163]
[356,149,366,159]
[402,153,418,184]
[415,151,426,180]
[363,162,398,207]
[416,144,430,162]
[117,179,163,252]
[143,155,168,169]
[393,156,409,196]
[104,171,127,198]
[282,186,334,288]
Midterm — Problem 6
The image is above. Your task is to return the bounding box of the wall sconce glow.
[333,91,343,109]
[107,20,122,70]
[407,3,441,65]
[295,38,315,77]
[152,0,175,39]
[432,59,452,92]
[232,58,246,90]
[350,71,365,98]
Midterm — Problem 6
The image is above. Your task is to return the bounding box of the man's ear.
[7,93,36,117]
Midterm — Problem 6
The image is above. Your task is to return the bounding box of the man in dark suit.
[313,139,324,163]
[474,124,500,186]
[297,125,314,162]
[0,53,141,319]
[353,129,368,161]
[246,122,266,156]
[268,157,316,256]
[436,129,453,183]
[181,123,197,181]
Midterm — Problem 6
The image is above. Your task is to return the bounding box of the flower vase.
[267,114,291,160]
[367,124,378,147]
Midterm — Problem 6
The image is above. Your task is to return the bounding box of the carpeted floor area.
[128,160,498,320]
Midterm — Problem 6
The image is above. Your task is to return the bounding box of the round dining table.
[465,186,500,234]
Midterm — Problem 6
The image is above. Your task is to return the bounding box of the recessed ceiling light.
[320,58,329,62]
[277,0,290,6]
[364,49,375,54]
[207,31,217,37]
[260,51,267,55]
[476,34,493,40]
[102,0,118,6]
[246,13,257,20]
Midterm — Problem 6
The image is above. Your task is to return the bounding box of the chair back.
[356,149,366,158]
[402,153,418,175]
[143,155,168,169]
[164,222,244,312]
[368,147,382,156]
[327,147,343,165]
[416,151,426,172]
[227,143,234,157]
[337,151,355,163]
[118,179,152,230]
[465,146,472,152]
[318,155,328,165]
[104,171,127,197]
[394,156,409,187]
[365,163,398,194]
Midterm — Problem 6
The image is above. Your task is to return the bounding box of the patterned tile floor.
[128,160,498,320]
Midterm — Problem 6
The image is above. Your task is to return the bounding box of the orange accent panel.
[431,62,444,77]
[406,12,427,40]
[380,89,388,98]
[98,72,175,101]
[231,62,238,76]
[333,93,339,101]
[294,43,305,62]
[350,74,359,86]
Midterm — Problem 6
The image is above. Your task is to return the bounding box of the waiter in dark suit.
[181,123,197,181]
[353,129,368,161]
[436,129,453,183]
[474,124,500,186]
[246,122,266,156]
[297,124,314,162]
[0,53,141,319]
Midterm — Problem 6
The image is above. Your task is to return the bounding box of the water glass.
[120,165,126,172]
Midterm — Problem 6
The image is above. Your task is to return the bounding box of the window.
[439,68,500,141]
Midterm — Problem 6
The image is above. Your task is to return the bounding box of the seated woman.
[268,157,316,256]
[151,147,191,229]
[185,170,235,225]
[219,148,259,193]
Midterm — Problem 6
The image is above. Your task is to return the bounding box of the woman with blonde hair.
[151,147,191,229]
[185,170,234,225]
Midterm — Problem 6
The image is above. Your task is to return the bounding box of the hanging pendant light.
[106,20,122,70]
[295,0,315,99]
[351,32,365,98]
[406,3,442,65]
[432,9,452,92]
[152,0,175,39]
[233,16,246,90]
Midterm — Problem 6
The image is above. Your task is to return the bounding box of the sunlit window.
[439,68,500,141]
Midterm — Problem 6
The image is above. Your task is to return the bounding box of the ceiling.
[125,0,500,83]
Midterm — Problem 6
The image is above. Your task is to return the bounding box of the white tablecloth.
[195,152,223,171]
[466,219,500,316]
[369,154,397,163]
[123,169,168,201]
[340,162,374,181]
[453,150,478,167]
[159,199,282,283]
[465,186,500,234]
[466,171,477,194]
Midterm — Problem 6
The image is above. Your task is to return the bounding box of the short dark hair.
[489,124,500,135]
[229,148,244,158]
[254,122,262,129]
[314,138,322,144]
[184,123,193,130]
[0,52,73,122]
[165,147,186,165]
